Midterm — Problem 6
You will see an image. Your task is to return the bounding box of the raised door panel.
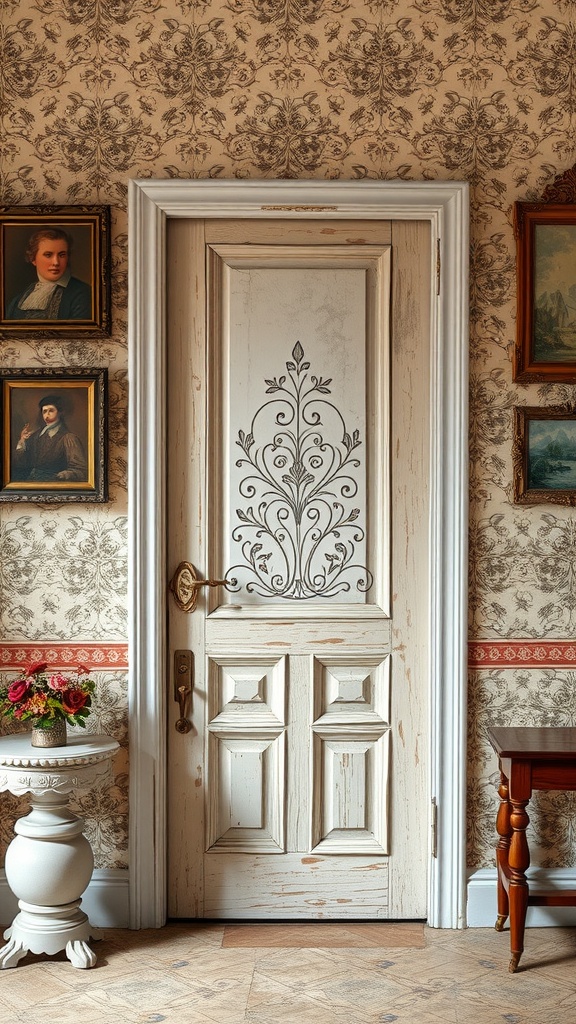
[206,243,391,618]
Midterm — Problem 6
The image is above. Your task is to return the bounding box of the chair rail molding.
[128,179,469,929]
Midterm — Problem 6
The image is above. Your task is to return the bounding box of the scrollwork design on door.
[226,341,373,600]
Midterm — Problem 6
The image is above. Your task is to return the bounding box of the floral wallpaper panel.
[2,0,576,873]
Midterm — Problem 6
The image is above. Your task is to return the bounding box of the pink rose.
[48,673,68,691]
[7,680,30,703]
[62,689,89,714]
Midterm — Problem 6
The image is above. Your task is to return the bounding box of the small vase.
[30,719,67,748]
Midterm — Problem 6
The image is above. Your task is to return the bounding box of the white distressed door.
[167,218,430,920]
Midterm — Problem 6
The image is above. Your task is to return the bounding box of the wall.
[1,0,576,879]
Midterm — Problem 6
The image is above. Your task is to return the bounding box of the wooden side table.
[487,726,576,973]
[0,733,119,969]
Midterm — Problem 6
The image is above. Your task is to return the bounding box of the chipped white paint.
[128,179,469,929]
[166,218,428,920]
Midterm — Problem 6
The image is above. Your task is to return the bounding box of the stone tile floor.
[0,922,575,1024]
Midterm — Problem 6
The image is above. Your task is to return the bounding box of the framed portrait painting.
[513,405,576,506]
[0,368,107,503]
[0,206,111,337]
[514,202,576,382]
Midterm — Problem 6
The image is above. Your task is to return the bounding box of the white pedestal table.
[0,733,119,969]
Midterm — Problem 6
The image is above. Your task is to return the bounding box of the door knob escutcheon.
[169,561,232,613]
[174,649,193,733]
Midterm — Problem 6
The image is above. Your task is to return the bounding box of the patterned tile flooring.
[1,922,575,1024]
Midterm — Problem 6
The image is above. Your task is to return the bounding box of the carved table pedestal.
[0,734,119,969]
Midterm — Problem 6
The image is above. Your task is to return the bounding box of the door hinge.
[431,797,438,858]
[436,238,441,296]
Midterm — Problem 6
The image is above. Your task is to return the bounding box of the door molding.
[128,179,469,929]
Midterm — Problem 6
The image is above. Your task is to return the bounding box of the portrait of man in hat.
[12,392,87,482]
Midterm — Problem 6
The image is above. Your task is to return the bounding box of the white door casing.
[128,180,469,929]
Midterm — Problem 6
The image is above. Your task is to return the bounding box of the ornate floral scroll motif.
[73,768,128,869]
[224,0,350,98]
[317,16,442,178]
[469,369,516,505]
[413,0,537,20]
[320,18,442,121]
[469,513,576,637]
[54,517,129,638]
[506,17,576,161]
[226,91,349,177]
[34,92,164,196]
[226,342,373,601]
[131,18,254,112]
[0,19,64,107]
[226,0,351,33]
[412,92,540,181]
[469,235,514,325]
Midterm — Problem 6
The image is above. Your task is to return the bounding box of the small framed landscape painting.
[513,406,576,505]
[514,203,576,382]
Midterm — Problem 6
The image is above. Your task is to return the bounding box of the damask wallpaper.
[2,0,576,877]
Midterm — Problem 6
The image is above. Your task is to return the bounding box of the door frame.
[127,179,469,929]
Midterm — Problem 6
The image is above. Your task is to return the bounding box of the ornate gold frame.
[0,205,111,337]
[0,367,107,503]
[513,404,576,506]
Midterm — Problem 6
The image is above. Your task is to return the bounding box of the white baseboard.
[467,867,576,927]
[0,868,129,928]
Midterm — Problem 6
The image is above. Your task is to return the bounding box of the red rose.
[62,689,90,714]
[26,661,47,676]
[7,680,31,703]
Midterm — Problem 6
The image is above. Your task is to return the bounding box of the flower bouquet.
[0,662,95,746]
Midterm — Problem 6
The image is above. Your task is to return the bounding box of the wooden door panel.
[204,854,391,919]
[167,218,430,920]
[313,653,390,854]
[207,242,391,617]
[207,734,285,853]
[313,734,390,854]
[207,653,286,853]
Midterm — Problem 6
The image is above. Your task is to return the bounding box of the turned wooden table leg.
[495,771,511,932]
[508,797,530,973]
[487,727,576,975]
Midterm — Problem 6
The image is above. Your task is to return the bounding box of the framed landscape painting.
[514,203,576,382]
[513,406,576,505]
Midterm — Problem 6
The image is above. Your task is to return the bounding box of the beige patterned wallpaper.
[2,0,576,874]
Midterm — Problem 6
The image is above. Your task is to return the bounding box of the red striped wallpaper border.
[0,643,128,671]
[468,640,576,669]
[0,640,574,672]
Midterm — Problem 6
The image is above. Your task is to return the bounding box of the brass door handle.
[169,561,232,613]
[174,649,193,734]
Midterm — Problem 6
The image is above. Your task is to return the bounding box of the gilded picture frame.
[514,202,576,382]
[0,205,111,337]
[513,405,576,506]
[0,368,107,503]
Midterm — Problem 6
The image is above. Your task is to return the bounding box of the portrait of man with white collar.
[5,227,92,322]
